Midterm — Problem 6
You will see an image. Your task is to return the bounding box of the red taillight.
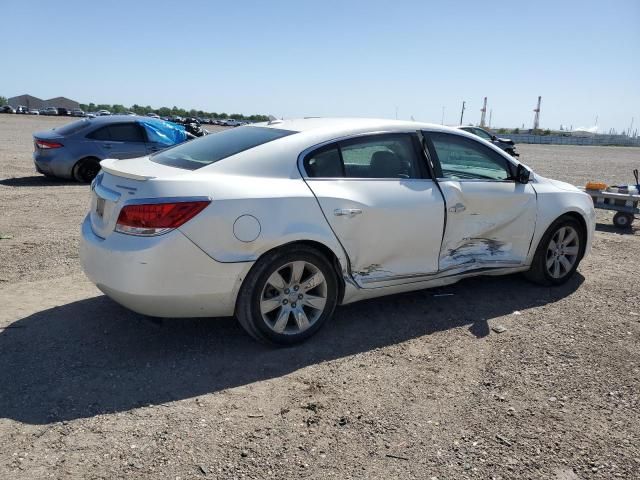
[35,139,63,149]
[115,200,210,236]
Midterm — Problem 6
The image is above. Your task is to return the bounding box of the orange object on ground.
[585,182,608,190]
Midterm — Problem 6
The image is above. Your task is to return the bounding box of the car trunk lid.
[89,156,191,238]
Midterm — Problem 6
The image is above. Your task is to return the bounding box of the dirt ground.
[1,114,639,480]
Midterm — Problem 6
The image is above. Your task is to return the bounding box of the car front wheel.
[525,216,585,285]
[236,245,338,345]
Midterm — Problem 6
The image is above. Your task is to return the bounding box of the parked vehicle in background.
[71,109,86,117]
[15,105,30,114]
[79,118,595,345]
[32,115,190,182]
[457,126,519,157]
[96,110,111,116]
[147,113,160,118]
[225,119,243,127]
[29,109,40,115]
[56,107,71,116]
[1,105,16,113]
[41,107,59,116]
[86,112,97,118]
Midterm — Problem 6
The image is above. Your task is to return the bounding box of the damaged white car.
[80,118,596,345]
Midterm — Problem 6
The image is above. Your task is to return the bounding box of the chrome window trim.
[435,178,516,184]
[296,129,424,180]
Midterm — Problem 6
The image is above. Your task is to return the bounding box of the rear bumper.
[33,151,75,178]
[80,215,252,317]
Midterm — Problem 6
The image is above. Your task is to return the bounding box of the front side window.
[428,132,511,181]
[474,128,493,141]
[151,126,295,170]
[303,133,424,179]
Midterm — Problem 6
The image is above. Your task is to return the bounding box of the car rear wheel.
[524,216,585,285]
[73,157,101,183]
[236,245,338,345]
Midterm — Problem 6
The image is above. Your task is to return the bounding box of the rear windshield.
[150,126,296,170]
[54,119,91,136]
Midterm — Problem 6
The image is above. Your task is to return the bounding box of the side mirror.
[515,164,531,184]
[491,135,497,141]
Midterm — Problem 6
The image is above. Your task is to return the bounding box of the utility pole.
[395,106,398,120]
[459,101,466,125]
[441,106,445,125]
[488,109,492,129]
[479,97,487,127]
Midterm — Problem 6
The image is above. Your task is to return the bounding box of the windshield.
[150,126,296,170]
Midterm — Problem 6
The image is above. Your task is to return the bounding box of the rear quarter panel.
[177,174,348,268]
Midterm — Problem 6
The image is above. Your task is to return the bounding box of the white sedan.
[80,118,595,345]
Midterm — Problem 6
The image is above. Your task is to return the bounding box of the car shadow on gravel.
[0,273,583,425]
[0,176,79,187]
[595,223,637,235]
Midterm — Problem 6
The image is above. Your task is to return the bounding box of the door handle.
[334,208,362,217]
[448,203,466,213]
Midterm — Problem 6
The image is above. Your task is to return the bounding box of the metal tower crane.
[533,96,542,130]
[479,97,487,127]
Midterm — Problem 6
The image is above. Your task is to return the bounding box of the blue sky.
[2,0,638,131]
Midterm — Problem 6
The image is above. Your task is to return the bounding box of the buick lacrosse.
[80,118,595,344]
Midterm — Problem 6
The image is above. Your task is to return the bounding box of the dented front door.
[437,180,536,271]
[424,130,537,271]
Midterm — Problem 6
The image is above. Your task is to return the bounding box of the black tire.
[235,245,338,346]
[613,212,634,229]
[524,216,585,286]
[72,157,101,183]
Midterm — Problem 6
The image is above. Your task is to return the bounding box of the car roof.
[252,117,471,143]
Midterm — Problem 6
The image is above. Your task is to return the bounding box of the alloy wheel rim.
[545,226,580,279]
[259,261,327,335]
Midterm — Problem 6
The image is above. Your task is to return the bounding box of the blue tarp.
[138,118,188,146]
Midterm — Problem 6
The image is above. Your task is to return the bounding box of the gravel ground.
[1,115,639,479]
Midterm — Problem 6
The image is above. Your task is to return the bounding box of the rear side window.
[303,133,424,179]
[108,123,145,142]
[86,123,145,142]
[151,126,296,170]
[54,119,90,136]
[87,126,111,140]
[304,147,343,177]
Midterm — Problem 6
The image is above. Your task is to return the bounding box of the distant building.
[7,94,80,110]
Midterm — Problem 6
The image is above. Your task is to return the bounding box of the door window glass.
[86,126,111,140]
[474,128,492,140]
[108,123,145,142]
[340,134,421,179]
[303,147,343,177]
[429,133,510,180]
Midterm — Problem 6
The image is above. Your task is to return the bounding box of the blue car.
[33,115,189,182]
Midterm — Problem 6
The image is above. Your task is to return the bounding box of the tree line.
[78,103,270,122]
